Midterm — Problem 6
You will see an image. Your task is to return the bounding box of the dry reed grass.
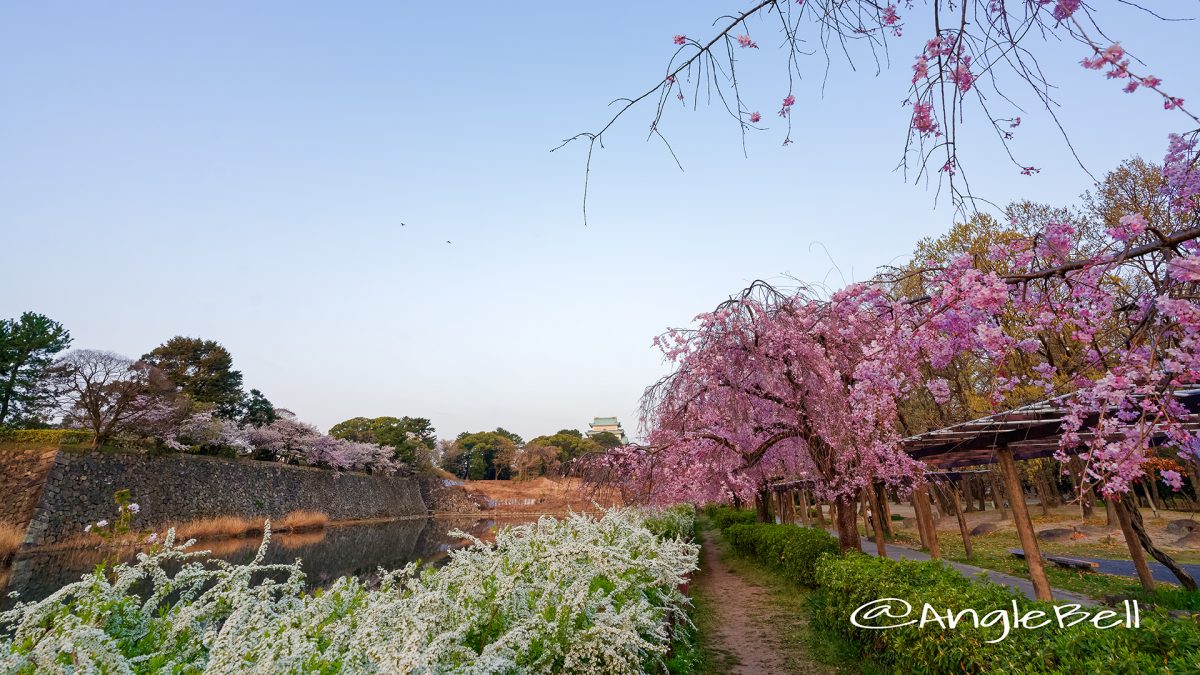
[170,510,329,542]
[173,516,264,541]
[0,522,25,561]
[274,510,329,532]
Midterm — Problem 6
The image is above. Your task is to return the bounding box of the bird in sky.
[446,240,452,244]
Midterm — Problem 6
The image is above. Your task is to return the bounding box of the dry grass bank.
[0,522,24,561]
[460,477,622,515]
[172,510,330,541]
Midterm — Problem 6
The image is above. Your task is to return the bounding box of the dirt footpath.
[696,529,835,674]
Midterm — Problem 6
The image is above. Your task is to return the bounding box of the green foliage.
[1133,587,1200,612]
[467,452,487,480]
[493,427,524,446]
[0,428,93,446]
[444,430,519,480]
[142,337,245,418]
[239,388,277,427]
[705,505,757,530]
[810,553,1200,673]
[329,415,436,466]
[639,504,697,541]
[590,431,623,448]
[526,432,604,468]
[0,312,71,427]
[723,523,839,587]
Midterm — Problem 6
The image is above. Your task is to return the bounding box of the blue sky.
[2,2,1197,442]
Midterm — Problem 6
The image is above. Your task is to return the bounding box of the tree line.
[0,327,430,474]
[1,319,618,479]
[440,427,623,481]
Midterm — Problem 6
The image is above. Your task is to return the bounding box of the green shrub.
[0,428,93,446]
[1134,586,1200,611]
[707,505,757,530]
[641,504,697,541]
[809,553,1200,673]
[723,523,839,587]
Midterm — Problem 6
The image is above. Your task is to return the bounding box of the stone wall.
[0,446,58,533]
[2,450,427,548]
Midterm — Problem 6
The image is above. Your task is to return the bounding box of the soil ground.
[693,528,838,674]
[455,477,621,515]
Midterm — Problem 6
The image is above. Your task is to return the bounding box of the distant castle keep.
[587,416,629,445]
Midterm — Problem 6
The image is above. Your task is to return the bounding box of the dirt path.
[696,530,834,674]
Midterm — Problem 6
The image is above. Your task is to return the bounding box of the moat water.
[1,515,532,610]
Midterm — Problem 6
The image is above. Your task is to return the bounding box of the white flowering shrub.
[0,509,698,674]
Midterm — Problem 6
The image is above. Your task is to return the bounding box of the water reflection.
[1,516,531,609]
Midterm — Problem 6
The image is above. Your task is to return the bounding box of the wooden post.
[798,490,811,527]
[866,483,888,557]
[988,472,1008,520]
[1145,479,1163,518]
[878,484,893,537]
[912,494,929,548]
[860,488,872,535]
[997,446,1053,601]
[1114,497,1156,592]
[912,485,940,559]
[949,482,974,559]
[814,494,826,526]
[1033,469,1052,516]
[976,476,987,511]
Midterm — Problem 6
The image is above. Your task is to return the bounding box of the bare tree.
[51,350,177,449]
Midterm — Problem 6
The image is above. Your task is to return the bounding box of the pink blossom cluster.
[1163,133,1200,214]
[142,407,401,474]
[778,94,795,118]
[911,101,938,137]
[621,145,1200,510]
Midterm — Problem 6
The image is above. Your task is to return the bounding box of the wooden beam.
[997,446,1052,601]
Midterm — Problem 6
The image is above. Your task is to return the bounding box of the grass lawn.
[879,525,1200,607]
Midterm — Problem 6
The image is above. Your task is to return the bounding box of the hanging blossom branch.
[558,0,1199,222]
[551,0,778,225]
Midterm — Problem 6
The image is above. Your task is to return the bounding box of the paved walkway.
[1072,554,1200,585]
[854,540,1098,606]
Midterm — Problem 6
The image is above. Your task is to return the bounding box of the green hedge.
[704,506,1200,672]
[0,428,93,446]
[723,522,839,587]
[705,505,758,530]
[811,553,1200,673]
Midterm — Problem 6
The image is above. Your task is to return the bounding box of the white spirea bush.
[0,507,698,674]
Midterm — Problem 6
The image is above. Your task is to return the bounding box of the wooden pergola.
[765,388,1200,601]
[899,387,1200,600]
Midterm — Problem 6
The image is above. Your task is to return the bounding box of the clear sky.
[2,2,1197,442]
